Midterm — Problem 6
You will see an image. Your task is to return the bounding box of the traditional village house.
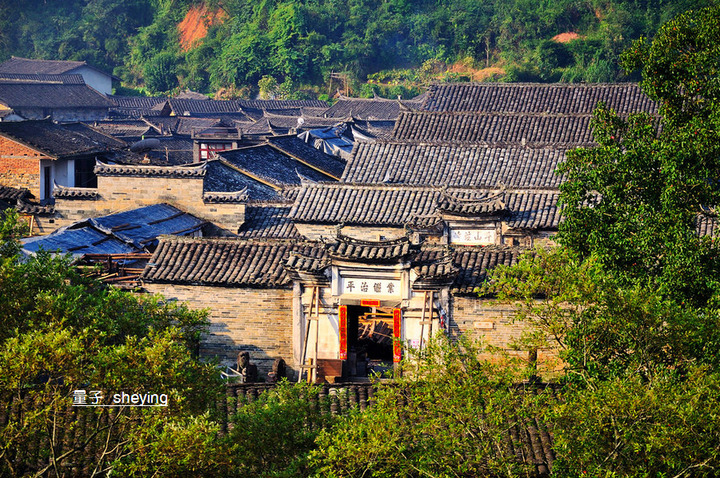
[0,119,130,203]
[137,84,661,381]
[0,57,118,95]
[0,78,114,122]
[12,83,659,382]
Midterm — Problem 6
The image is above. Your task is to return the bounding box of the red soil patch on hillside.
[178,4,226,51]
[552,32,584,43]
[448,62,505,81]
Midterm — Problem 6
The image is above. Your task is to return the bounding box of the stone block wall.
[142,283,295,379]
[47,173,245,234]
[96,174,244,233]
[294,223,406,241]
[450,295,561,375]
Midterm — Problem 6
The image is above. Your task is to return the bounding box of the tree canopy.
[2,0,718,95]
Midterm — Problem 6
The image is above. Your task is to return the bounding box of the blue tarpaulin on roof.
[90,204,206,249]
[298,126,354,157]
[22,226,136,256]
[21,203,207,256]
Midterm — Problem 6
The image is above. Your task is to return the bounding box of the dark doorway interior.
[347,305,394,378]
[43,166,51,202]
[75,157,97,188]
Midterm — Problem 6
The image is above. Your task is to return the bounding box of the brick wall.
[0,136,45,198]
[142,283,295,378]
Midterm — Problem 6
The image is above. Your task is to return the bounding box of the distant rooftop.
[0,82,114,109]
[0,120,126,159]
[0,56,117,79]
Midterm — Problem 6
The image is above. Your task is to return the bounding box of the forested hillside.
[0,0,715,97]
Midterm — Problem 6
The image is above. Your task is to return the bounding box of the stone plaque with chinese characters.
[340,277,402,297]
[450,228,497,245]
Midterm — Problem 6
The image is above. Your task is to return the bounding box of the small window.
[199,142,233,160]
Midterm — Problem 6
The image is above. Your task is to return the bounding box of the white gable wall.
[70,66,112,95]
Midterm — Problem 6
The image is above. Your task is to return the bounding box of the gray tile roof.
[108,107,164,118]
[22,203,206,255]
[0,57,88,75]
[217,145,339,186]
[323,96,425,120]
[0,185,31,202]
[203,159,287,202]
[89,203,206,249]
[421,82,658,114]
[0,73,85,84]
[94,161,206,178]
[142,237,323,288]
[53,185,100,199]
[90,120,159,139]
[141,137,195,166]
[328,234,413,263]
[438,191,508,217]
[0,120,126,159]
[237,205,301,239]
[0,82,115,108]
[411,250,457,287]
[350,119,396,140]
[343,142,564,188]
[411,246,523,294]
[266,135,346,179]
[162,99,242,115]
[142,234,524,294]
[109,95,168,109]
[22,226,136,255]
[391,110,596,146]
[289,184,560,230]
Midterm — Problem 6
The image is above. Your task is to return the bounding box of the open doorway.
[346,305,394,379]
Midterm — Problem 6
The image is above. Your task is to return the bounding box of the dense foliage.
[2,0,718,95]
[481,6,720,475]
[310,337,542,477]
[0,210,222,475]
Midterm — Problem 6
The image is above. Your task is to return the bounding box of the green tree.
[551,367,720,477]
[0,209,222,475]
[144,51,179,93]
[559,5,720,307]
[310,336,540,477]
